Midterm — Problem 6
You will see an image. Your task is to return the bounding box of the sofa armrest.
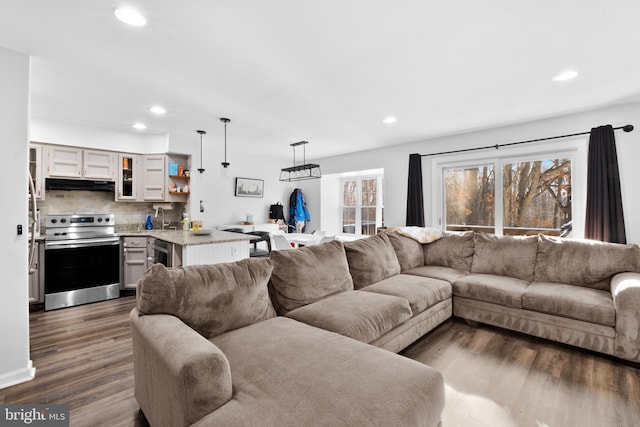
[130,309,232,427]
[611,272,640,363]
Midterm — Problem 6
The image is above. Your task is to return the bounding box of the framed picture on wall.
[235,177,264,198]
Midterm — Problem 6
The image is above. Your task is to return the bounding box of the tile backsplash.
[36,190,185,232]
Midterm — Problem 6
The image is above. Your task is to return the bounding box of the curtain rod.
[420,124,634,157]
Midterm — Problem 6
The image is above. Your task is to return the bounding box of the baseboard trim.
[0,360,36,390]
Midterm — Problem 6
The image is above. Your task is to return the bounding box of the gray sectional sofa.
[130,230,640,427]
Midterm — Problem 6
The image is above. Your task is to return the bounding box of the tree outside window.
[444,157,572,236]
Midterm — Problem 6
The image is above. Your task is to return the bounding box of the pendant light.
[196,130,206,173]
[220,117,230,168]
[279,141,321,181]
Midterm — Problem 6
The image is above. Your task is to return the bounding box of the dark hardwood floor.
[2,296,639,426]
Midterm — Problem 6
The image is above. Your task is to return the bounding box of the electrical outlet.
[17,224,23,235]
[199,200,205,213]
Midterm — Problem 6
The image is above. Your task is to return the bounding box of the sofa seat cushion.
[523,282,616,327]
[269,240,354,314]
[471,233,539,281]
[344,233,402,289]
[206,317,445,427]
[405,265,469,284]
[361,274,451,315]
[453,273,529,308]
[136,259,275,339]
[285,290,412,343]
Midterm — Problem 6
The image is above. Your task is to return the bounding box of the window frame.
[339,173,384,236]
[431,138,587,238]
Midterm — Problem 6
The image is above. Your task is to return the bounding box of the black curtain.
[406,153,425,226]
[585,125,626,243]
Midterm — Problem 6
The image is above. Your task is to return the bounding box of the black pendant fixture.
[196,130,206,173]
[220,117,230,168]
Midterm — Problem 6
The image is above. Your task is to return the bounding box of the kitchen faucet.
[154,207,171,231]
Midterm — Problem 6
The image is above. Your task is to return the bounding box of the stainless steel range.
[44,213,120,310]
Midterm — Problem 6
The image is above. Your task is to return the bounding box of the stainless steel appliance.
[44,213,120,310]
[149,238,173,267]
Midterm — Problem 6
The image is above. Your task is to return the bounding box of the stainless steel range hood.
[45,178,115,192]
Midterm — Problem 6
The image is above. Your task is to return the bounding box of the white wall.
[0,47,34,388]
[316,102,640,244]
[31,118,168,153]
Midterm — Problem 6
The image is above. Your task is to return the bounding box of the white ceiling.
[2,0,640,160]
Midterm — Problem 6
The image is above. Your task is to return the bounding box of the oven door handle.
[45,238,121,250]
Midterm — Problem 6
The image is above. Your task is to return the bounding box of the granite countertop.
[119,229,256,246]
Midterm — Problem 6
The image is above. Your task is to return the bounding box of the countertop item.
[119,229,257,246]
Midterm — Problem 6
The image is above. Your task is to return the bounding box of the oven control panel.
[46,214,115,229]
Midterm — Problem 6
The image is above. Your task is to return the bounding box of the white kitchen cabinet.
[122,236,150,290]
[141,155,166,201]
[29,143,45,200]
[46,145,115,180]
[116,153,139,201]
[83,149,115,180]
[47,145,83,178]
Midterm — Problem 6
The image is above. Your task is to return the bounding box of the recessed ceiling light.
[552,70,578,82]
[382,116,397,124]
[132,123,147,130]
[150,106,166,115]
[114,8,147,27]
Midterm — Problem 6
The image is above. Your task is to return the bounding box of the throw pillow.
[137,258,276,338]
[269,240,354,314]
[344,233,401,289]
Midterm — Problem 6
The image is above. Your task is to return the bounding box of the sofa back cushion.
[386,231,424,272]
[423,231,475,272]
[471,233,538,281]
[269,240,354,314]
[344,233,401,289]
[137,258,275,338]
[534,234,640,290]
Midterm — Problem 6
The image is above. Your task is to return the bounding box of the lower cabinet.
[122,237,151,290]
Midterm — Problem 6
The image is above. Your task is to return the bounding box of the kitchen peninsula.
[145,229,254,266]
[120,229,256,290]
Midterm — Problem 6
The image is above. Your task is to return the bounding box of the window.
[444,164,496,233]
[436,141,584,237]
[341,174,383,236]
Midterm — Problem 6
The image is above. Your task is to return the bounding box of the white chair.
[270,230,293,251]
[304,235,335,246]
[318,235,334,244]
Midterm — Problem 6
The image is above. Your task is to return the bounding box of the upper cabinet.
[46,145,115,180]
[83,149,115,180]
[29,143,45,200]
[116,153,139,201]
[39,143,190,203]
[141,155,166,201]
[47,146,82,178]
